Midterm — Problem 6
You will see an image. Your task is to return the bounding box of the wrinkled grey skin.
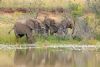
[43,17,74,37]
[27,19,45,35]
[57,18,74,37]
[10,18,43,43]
[43,17,58,35]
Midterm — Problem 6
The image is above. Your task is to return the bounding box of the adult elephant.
[9,18,43,43]
[57,17,74,37]
[43,16,58,35]
[43,16,74,37]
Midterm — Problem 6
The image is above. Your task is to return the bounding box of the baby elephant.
[9,18,42,43]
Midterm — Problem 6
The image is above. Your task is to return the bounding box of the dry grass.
[37,11,63,22]
[0,0,86,8]
[0,11,100,45]
[0,11,80,45]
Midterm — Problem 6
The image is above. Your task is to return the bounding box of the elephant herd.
[9,16,74,43]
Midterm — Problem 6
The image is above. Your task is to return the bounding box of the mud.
[0,7,66,13]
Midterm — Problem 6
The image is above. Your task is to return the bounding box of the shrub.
[68,2,84,18]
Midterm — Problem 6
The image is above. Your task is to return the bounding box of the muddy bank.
[0,7,68,13]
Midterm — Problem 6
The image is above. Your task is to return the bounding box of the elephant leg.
[57,28,63,37]
[64,29,68,35]
[50,28,54,35]
[50,30,55,35]
[46,28,49,35]
[61,29,68,38]
[26,34,32,44]
[44,25,50,35]
[43,27,49,36]
[26,32,35,44]
[50,31,54,35]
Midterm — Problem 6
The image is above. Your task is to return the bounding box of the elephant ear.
[25,19,35,30]
[43,17,51,27]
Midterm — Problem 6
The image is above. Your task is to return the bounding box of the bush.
[68,2,84,18]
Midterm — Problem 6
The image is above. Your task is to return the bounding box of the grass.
[0,26,80,45]
[0,0,100,45]
[0,12,100,45]
[0,0,67,9]
[0,11,80,45]
[35,35,80,45]
[96,34,100,41]
[0,24,99,45]
[0,0,86,9]
[0,23,80,45]
[0,1,100,67]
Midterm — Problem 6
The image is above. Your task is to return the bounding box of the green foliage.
[68,2,84,18]
[0,27,79,45]
[34,35,79,45]
[96,34,100,41]
[0,0,99,45]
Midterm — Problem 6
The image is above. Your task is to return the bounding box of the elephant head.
[25,18,46,35]
[43,16,58,35]
[57,17,74,37]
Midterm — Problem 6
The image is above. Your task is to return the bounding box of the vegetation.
[0,0,100,67]
[0,0,100,45]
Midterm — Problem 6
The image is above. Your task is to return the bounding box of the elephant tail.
[8,27,14,34]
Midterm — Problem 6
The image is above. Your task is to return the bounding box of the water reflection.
[14,48,99,67]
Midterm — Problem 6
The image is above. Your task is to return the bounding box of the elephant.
[9,18,44,43]
[57,17,74,37]
[43,16,58,35]
[43,16,74,37]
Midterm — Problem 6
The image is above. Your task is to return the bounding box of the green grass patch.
[0,9,99,45]
[0,23,99,45]
[96,34,100,41]
[35,35,79,46]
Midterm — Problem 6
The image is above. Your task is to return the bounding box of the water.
[0,47,100,67]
